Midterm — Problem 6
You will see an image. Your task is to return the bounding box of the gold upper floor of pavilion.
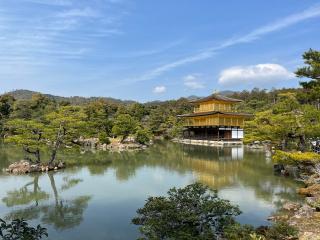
[177,94,252,127]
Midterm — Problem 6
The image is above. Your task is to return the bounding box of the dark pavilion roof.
[177,111,253,118]
[189,94,242,103]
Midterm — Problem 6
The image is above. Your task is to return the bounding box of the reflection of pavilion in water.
[178,143,300,205]
[181,145,244,189]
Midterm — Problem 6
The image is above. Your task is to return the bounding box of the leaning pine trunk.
[49,123,66,165]
[35,149,41,164]
[23,146,41,164]
[49,148,58,165]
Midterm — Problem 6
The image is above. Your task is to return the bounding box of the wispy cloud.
[0,0,128,66]
[126,4,320,83]
[183,74,205,89]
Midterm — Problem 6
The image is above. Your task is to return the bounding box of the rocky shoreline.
[274,162,320,240]
[77,137,150,152]
[3,139,151,174]
[106,142,148,152]
[5,160,65,174]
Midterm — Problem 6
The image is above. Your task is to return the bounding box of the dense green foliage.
[135,128,152,145]
[0,218,48,240]
[112,114,138,142]
[230,49,320,151]
[132,183,298,240]
[295,49,320,107]
[224,221,298,240]
[243,92,320,150]
[272,150,320,165]
[132,183,241,239]
[262,221,298,240]
[0,91,192,162]
[1,49,319,157]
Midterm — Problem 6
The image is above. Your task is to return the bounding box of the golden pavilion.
[178,94,252,141]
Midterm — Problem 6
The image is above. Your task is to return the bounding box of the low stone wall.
[172,138,243,147]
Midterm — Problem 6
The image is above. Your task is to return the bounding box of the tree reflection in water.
[107,141,303,210]
[0,141,304,236]
[2,171,91,231]
[2,175,49,207]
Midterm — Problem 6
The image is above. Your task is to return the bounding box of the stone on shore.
[298,184,320,197]
[273,156,320,239]
[106,142,147,152]
[5,160,65,174]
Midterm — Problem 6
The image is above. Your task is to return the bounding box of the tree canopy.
[132,183,298,240]
[295,48,320,108]
[132,183,241,239]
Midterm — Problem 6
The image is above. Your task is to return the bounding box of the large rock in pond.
[5,160,36,174]
[5,160,65,174]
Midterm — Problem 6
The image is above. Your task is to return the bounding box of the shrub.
[272,150,320,165]
[135,128,152,145]
[98,132,111,145]
[132,183,241,239]
[223,223,256,240]
[263,221,298,240]
[0,218,48,240]
[225,221,298,240]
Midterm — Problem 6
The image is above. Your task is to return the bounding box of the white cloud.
[153,85,166,94]
[183,74,205,89]
[218,63,294,86]
[125,4,320,83]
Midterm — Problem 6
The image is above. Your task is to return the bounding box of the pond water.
[0,142,302,240]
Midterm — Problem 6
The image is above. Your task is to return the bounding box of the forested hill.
[2,89,236,106]
[0,48,319,150]
[3,89,136,105]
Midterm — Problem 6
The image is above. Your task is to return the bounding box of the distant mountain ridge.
[1,89,236,105]
[186,90,236,101]
[2,89,135,105]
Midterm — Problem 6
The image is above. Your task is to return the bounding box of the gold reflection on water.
[0,141,303,232]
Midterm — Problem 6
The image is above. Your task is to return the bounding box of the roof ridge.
[189,94,242,103]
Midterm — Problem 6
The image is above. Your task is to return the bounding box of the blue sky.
[0,0,319,102]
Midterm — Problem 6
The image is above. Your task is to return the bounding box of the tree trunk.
[23,146,41,164]
[281,139,287,150]
[49,147,59,165]
[49,124,66,165]
[35,149,41,164]
[299,135,307,152]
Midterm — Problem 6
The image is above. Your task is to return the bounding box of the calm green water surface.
[0,142,302,240]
